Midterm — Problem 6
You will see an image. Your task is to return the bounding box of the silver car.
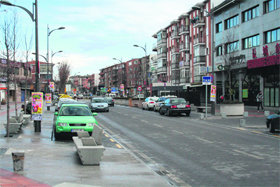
[90,97,109,112]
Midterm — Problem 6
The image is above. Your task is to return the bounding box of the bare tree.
[58,61,71,94]
[1,20,13,137]
[23,34,33,114]
[221,32,237,101]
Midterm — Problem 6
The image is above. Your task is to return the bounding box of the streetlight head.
[58,27,65,30]
[32,52,36,55]
[133,44,139,47]
[58,50,63,53]
[113,58,116,60]
[0,0,14,6]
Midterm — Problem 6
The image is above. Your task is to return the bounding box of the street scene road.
[95,104,280,186]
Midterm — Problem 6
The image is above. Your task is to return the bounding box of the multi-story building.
[1,59,32,102]
[212,0,280,107]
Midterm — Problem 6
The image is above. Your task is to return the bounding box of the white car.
[90,97,109,112]
[142,97,159,110]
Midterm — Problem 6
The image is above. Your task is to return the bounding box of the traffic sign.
[137,86,142,92]
[202,76,212,85]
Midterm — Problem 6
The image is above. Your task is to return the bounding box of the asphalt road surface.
[95,105,280,187]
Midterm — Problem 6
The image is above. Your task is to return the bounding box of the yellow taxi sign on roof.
[59,94,72,99]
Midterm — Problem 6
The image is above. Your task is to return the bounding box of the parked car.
[90,97,109,112]
[266,110,280,133]
[142,97,159,110]
[159,97,191,116]
[53,103,98,140]
[105,97,114,107]
[77,94,84,99]
[154,95,177,112]
[55,98,78,112]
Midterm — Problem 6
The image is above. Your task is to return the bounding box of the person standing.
[256,91,264,112]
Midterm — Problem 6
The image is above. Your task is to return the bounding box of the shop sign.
[45,93,52,107]
[229,55,246,68]
[32,92,43,121]
[247,55,280,69]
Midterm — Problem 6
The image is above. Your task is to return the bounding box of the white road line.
[140,119,149,123]
[153,123,163,128]
[172,130,184,135]
[233,149,264,160]
[195,137,214,144]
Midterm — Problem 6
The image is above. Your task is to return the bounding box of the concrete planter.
[220,103,244,116]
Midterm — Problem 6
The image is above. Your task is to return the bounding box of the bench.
[197,106,211,113]
[72,125,105,165]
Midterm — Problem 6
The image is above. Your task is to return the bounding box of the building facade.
[212,0,280,107]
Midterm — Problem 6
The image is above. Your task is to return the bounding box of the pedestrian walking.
[256,91,264,112]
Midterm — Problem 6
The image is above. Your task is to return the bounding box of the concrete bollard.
[264,111,270,117]
[243,111,249,117]
[12,151,24,171]
[200,113,204,120]
[240,119,246,127]
[221,112,227,118]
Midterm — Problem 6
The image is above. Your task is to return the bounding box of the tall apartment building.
[212,0,280,107]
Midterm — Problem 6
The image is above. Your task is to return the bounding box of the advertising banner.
[32,92,43,121]
[210,85,216,102]
[49,82,55,92]
[45,93,52,107]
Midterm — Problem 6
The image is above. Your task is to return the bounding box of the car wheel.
[54,127,60,140]
[269,124,275,133]
[107,109,109,112]
[159,108,164,115]
[165,109,171,116]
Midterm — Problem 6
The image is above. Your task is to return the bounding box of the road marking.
[195,137,213,144]
[233,149,264,160]
[235,127,246,131]
[140,119,149,123]
[115,144,122,149]
[153,123,163,128]
[123,113,129,116]
[104,133,109,137]
[172,130,184,135]
[252,130,262,134]
[109,138,115,143]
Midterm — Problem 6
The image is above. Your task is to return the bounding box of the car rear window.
[92,98,105,103]
[170,98,187,104]
[60,106,92,116]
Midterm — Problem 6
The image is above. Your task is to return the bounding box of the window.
[243,35,260,49]
[216,46,222,56]
[242,6,259,22]
[225,15,239,29]
[226,41,239,53]
[265,28,280,43]
[216,22,222,33]
[264,0,280,13]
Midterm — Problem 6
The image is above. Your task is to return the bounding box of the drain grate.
[0,148,8,155]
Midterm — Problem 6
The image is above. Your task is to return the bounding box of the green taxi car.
[53,103,98,139]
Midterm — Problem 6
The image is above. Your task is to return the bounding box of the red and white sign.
[137,86,142,92]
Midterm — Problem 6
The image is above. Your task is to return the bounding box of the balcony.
[193,38,206,46]
[171,47,179,55]
[157,66,167,74]
[171,63,179,69]
[193,75,203,83]
[157,53,167,59]
[193,56,206,64]
[179,43,190,52]
[157,38,167,46]
[179,26,189,35]
[171,31,180,39]
[193,18,205,28]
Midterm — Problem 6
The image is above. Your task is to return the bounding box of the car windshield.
[150,97,158,101]
[170,98,187,105]
[105,97,113,101]
[92,98,106,103]
[60,106,92,116]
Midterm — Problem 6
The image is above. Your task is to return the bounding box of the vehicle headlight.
[58,123,68,126]
[87,123,95,126]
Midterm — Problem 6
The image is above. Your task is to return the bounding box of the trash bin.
[12,151,24,171]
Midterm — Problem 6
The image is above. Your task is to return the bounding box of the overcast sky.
[0,0,201,76]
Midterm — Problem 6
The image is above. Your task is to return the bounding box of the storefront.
[247,54,280,107]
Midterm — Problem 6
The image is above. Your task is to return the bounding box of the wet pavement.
[0,105,170,187]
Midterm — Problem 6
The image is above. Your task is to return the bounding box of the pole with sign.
[202,76,212,119]
[45,93,52,107]
[210,85,216,102]
[32,92,43,132]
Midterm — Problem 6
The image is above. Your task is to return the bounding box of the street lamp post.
[51,50,63,81]
[0,0,41,132]
[47,26,65,110]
